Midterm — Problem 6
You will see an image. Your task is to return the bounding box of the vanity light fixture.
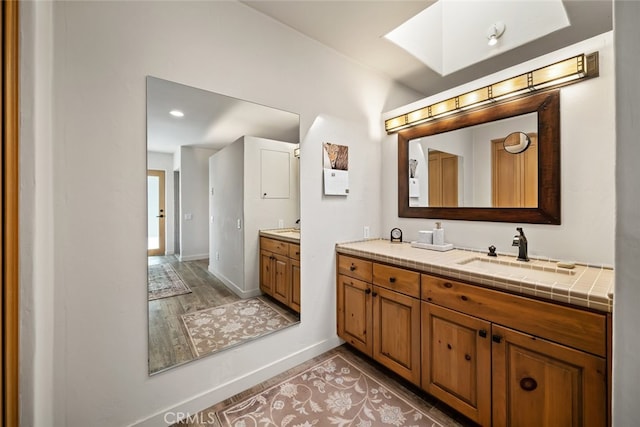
[385,52,599,133]
[487,22,506,46]
[169,109,184,118]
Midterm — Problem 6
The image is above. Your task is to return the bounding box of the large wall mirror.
[146,77,301,374]
[398,90,560,224]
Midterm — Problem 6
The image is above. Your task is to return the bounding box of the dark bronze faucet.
[512,227,529,262]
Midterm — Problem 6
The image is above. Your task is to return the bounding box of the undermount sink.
[457,256,576,283]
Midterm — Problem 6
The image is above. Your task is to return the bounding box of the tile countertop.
[260,228,300,244]
[336,239,614,313]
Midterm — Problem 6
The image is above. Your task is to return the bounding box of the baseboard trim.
[129,338,342,427]
[178,253,208,262]
[207,267,262,299]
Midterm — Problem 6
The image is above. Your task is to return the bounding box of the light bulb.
[169,110,184,117]
[486,22,505,47]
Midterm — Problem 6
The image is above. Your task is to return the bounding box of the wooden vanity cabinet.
[336,250,609,426]
[260,237,300,313]
[422,303,492,426]
[492,324,606,427]
[337,255,421,385]
[260,249,289,305]
[422,273,607,427]
[337,274,373,355]
[289,243,301,313]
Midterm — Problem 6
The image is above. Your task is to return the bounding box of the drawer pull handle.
[520,377,538,392]
[479,329,487,338]
[389,277,396,283]
[365,288,371,294]
[444,282,452,288]
[350,264,356,271]
[465,354,471,361]
[460,295,468,301]
[372,291,378,297]
[492,335,502,344]
[296,251,300,255]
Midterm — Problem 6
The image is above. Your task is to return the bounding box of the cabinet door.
[492,325,606,427]
[421,303,491,426]
[337,274,372,356]
[271,253,290,306]
[290,259,301,313]
[260,250,274,296]
[373,286,421,385]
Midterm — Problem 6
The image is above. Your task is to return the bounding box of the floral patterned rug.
[148,263,192,301]
[181,298,297,358]
[217,354,444,427]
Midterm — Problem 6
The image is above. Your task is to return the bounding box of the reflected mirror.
[147,77,301,374]
[504,131,532,154]
[408,113,537,208]
[398,90,560,224]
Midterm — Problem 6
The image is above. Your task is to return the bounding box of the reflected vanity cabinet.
[336,254,421,385]
[260,237,300,313]
[336,252,609,427]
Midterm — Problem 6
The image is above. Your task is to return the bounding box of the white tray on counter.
[410,241,454,252]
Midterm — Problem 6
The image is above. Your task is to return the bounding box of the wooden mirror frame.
[397,89,560,224]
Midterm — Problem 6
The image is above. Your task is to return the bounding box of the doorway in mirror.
[147,170,166,256]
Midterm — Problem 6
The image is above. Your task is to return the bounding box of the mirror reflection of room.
[408,112,537,208]
[146,77,301,375]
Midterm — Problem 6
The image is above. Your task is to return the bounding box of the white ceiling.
[241,0,612,96]
[147,77,300,153]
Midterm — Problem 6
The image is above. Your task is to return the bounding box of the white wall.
[614,1,640,424]
[19,2,54,426]
[244,137,300,295]
[179,146,215,261]
[147,151,175,255]
[382,32,616,265]
[209,138,244,295]
[208,136,298,297]
[20,1,421,426]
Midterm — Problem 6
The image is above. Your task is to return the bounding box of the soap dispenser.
[433,222,445,246]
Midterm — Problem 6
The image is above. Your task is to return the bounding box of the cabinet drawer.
[338,255,372,282]
[260,237,289,256]
[421,274,607,357]
[373,263,420,298]
[288,243,300,261]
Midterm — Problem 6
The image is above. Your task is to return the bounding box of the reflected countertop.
[336,239,613,313]
[260,228,300,244]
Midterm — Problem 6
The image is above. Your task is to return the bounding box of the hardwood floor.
[148,256,300,374]
[172,345,476,427]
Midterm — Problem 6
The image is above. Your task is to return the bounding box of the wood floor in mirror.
[148,256,300,374]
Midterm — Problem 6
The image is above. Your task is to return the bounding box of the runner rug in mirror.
[181,298,297,357]
[218,354,444,427]
[148,263,192,301]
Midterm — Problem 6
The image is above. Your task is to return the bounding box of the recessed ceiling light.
[169,110,184,118]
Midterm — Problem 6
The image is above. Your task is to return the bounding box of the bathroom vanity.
[336,239,612,426]
[259,229,301,313]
